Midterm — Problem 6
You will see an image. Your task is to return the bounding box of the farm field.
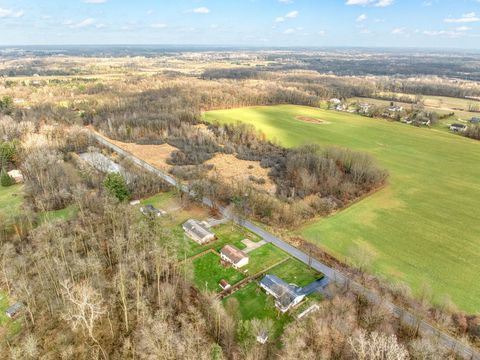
[204,104,480,313]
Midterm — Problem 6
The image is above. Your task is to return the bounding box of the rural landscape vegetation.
[1,1,480,359]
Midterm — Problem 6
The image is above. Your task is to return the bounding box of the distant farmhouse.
[470,117,480,125]
[260,274,329,313]
[450,123,468,132]
[183,219,215,244]
[220,245,249,269]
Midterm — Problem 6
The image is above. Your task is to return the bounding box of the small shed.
[140,204,166,217]
[7,170,24,184]
[219,279,231,290]
[256,330,269,344]
[5,302,23,319]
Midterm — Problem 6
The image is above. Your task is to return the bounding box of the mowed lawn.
[205,105,480,313]
[190,252,245,293]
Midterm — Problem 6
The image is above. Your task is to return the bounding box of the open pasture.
[204,104,480,313]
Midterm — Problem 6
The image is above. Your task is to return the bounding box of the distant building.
[140,204,166,217]
[5,302,23,319]
[220,245,249,269]
[359,103,372,113]
[387,105,403,112]
[7,169,24,184]
[329,98,342,105]
[450,123,468,132]
[470,117,480,124]
[182,219,215,244]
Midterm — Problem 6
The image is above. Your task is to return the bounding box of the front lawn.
[191,252,245,292]
[245,243,289,275]
[139,191,175,209]
[269,258,322,287]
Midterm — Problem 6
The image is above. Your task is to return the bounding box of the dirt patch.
[296,116,330,125]
[205,154,276,194]
[106,139,177,172]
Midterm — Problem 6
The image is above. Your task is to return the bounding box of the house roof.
[6,302,23,316]
[260,274,330,310]
[183,219,213,239]
[221,245,248,264]
[451,123,467,128]
[219,279,230,288]
[260,274,301,308]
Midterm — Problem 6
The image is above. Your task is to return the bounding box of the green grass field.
[0,184,23,220]
[246,243,289,274]
[269,258,322,288]
[223,282,291,338]
[190,252,245,292]
[205,105,480,313]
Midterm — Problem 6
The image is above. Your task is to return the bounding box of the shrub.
[0,168,15,187]
[0,140,17,167]
[103,173,130,201]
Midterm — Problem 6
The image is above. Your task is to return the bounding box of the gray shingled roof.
[183,219,213,240]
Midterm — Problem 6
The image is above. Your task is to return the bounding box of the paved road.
[92,132,480,360]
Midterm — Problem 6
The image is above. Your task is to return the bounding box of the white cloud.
[83,0,107,3]
[69,18,95,28]
[283,28,296,34]
[279,0,293,3]
[0,7,24,18]
[346,0,394,7]
[356,14,367,22]
[423,29,466,38]
[456,26,471,31]
[192,7,210,14]
[151,23,167,29]
[275,16,285,23]
[285,10,299,18]
[392,27,405,34]
[444,12,480,23]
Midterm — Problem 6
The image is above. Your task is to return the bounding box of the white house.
[449,123,467,132]
[259,274,305,313]
[220,245,249,269]
[182,219,215,244]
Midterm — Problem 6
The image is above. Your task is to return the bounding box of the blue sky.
[1,0,480,48]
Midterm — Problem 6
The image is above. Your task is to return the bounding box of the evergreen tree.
[103,172,130,201]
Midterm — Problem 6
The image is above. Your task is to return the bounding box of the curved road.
[93,132,480,360]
